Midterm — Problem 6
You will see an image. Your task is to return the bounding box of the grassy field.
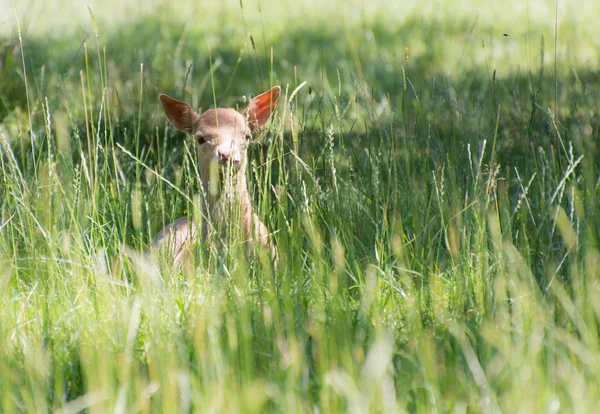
[1,0,600,412]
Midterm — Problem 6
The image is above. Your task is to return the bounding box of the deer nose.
[217,148,240,163]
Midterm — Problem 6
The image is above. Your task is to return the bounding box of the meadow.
[1,0,600,412]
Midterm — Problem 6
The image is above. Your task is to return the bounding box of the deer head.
[159,86,280,197]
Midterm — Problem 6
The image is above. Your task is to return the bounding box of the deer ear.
[159,94,199,133]
[245,86,280,132]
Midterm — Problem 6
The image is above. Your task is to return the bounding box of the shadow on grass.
[1,16,600,291]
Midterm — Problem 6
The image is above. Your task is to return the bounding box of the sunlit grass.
[1,0,600,412]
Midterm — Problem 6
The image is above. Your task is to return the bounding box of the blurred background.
[1,0,598,158]
[2,0,598,112]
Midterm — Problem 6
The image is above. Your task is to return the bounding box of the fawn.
[152,86,280,265]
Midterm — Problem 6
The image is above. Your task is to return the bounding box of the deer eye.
[196,132,206,145]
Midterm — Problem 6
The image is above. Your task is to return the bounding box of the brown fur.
[152,87,280,266]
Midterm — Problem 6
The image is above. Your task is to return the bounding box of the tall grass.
[1,0,600,412]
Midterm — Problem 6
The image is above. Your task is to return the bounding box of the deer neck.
[198,163,253,232]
